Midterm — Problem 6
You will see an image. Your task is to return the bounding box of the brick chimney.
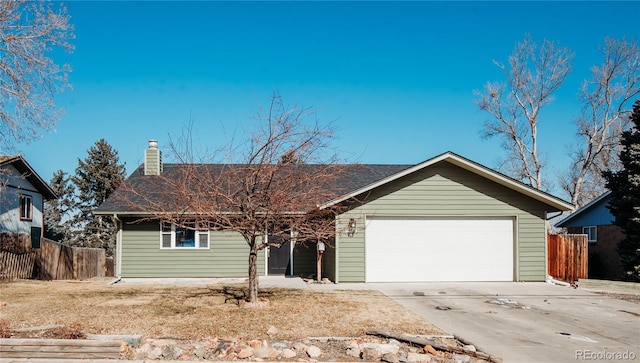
[144,139,162,175]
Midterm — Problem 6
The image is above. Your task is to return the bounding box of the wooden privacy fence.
[0,250,35,279]
[548,234,588,284]
[1,238,107,280]
[35,239,107,280]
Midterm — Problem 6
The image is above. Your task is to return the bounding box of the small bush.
[52,323,86,339]
[0,320,12,338]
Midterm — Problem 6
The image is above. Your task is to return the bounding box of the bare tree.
[0,0,74,151]
[476,35,573,190]
[118,93,344,303]
[561,38,639,207]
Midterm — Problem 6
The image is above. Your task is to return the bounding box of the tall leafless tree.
[475,35,573,191]
[118,93,344,303]
[0,0,74,151]
[561,38,639,207]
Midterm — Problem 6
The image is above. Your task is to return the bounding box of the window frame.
[160,221,210,249]
[582,226,597,243]
[19,194,33,221]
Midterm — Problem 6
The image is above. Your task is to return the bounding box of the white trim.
[114,214,123,278]
[19,194,33,220]
[265,229,269,276]
[582,226,597,242]
[289,229,295,276]
[321,152,574,212]
[159,222,210,249]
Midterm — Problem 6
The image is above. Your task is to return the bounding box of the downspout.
[113,214,123,279]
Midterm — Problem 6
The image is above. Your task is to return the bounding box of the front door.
[268,236,291,275]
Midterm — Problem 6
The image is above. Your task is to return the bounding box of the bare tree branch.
[0,0,74,151]
[476,35,573,190]
[561,38,639,207]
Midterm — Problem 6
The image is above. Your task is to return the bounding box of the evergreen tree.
[44,170,76,242]
[604,99,640,281]
[71,139,126,256]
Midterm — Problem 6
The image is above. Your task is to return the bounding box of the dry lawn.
[0,279,444,341]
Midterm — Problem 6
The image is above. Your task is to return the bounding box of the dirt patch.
[0,279,445,340]
[597,292,640,304]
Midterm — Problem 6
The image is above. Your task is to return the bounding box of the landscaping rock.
[266,325,279,336]
[271,341,288,349]
[407,352,432,363]
[382,352,400,363]
[281,348,297,358]
[379,343,400,355]
[453,354,470,362]
[248,339,263,349]
[161,345,180,359]
[361,346,382,361]
[388,338,401,346]
[135,343,152,360]
[147,338,177,347]
[237,347,254,359]
[293,342,308,351]
[254,347,278,359]
[148,346,163,360]
[193,343,209,359]
[346,347,361,357]
[306,345,322,358]
[423,344,437,355]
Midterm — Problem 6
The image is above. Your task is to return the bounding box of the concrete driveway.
[371,282,639,363]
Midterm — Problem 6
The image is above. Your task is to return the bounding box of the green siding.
[120,220,265,278]
[336,161,551,282]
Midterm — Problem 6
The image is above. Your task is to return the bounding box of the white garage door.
[365,217,514,282]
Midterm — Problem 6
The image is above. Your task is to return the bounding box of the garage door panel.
[365,217,514,282]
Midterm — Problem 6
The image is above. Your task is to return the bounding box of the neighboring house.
[95,141,573,282]
[555,191,624,280]
[0,155,58,253]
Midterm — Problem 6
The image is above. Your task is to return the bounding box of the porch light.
[347,218,357,237]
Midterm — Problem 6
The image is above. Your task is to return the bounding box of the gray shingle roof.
[95,163,410,214]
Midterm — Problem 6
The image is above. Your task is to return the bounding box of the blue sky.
[18,1,640,199]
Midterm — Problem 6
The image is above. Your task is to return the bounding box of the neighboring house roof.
[0,155,58,200]
[555,191,612,228]
[321,152,574,211]
[96,151,574,215]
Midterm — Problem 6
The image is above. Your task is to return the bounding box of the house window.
[160,222,209,249]
[19,194,33,221]
[583,226,597,243]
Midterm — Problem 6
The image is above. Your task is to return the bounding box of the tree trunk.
[247,238,259,303]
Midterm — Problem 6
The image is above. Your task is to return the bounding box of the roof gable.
[0,155,58,200]
[321,152,574,212]
[555,191,612,227]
